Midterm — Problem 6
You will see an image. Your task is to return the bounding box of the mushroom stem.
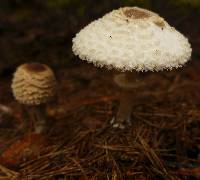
[111,73,137,129]
[112,72,146,129]
[30,105,47,134]
[114,89,134,129]
[21,106,31,132]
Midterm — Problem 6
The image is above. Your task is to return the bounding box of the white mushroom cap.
[72,7,192,72]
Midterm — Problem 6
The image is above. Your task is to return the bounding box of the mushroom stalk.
[30,105,47,134]
[113,89,134,129]
[112,72,145,128]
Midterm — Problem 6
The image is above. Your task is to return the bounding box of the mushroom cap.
[11,63,57,106]
[72,7,192,72]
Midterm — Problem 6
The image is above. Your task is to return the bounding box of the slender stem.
[112,72,143,128]
[113,72,149,128]
[21,105,31,132]
[30,105,47,134]
[115,89,134,126]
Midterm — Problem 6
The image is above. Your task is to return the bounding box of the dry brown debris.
[0,60,200,179]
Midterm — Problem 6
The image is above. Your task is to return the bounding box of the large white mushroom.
[72,7,192,129]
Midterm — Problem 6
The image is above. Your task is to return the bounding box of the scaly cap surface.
[12,63,57,105]
[72,7,192,71]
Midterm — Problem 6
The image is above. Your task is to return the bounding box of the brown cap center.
[24,63,47,73]
[123,8,150,19]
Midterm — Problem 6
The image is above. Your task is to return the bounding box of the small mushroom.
[11,63,57,133]
[72,7,192,129]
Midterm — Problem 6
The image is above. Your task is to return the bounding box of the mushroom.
[72,7,192,129]
[11,63,57,133]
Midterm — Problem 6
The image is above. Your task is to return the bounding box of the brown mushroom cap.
[11,63,57,106]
